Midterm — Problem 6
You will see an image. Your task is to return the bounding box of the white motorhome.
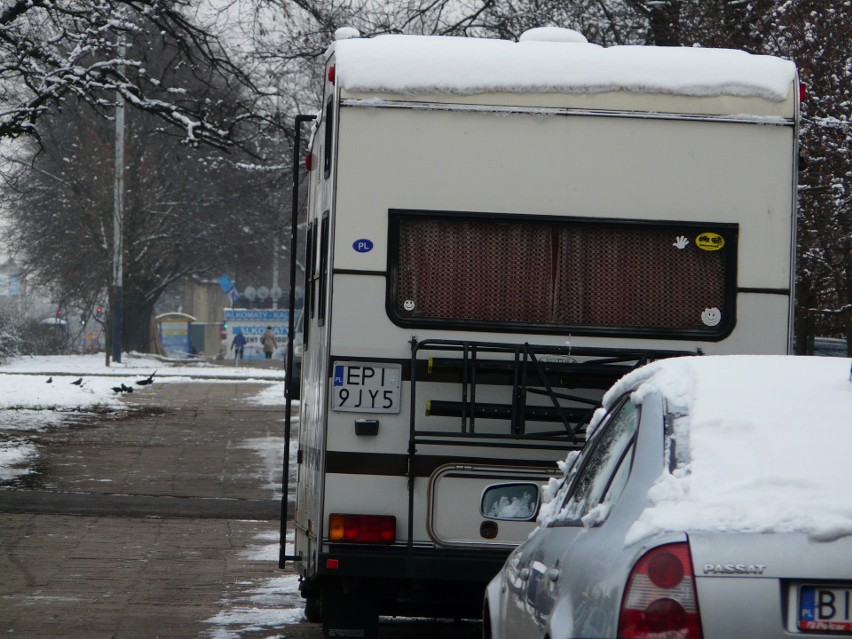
[281,27,799,638]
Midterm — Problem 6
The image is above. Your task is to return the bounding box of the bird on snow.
[121,383,134,393]
[71,378,83,386]
[46,377,52,383]
[136,370,156,386]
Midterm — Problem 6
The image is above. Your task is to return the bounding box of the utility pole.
[272,93,281,310]
[111,37,125,364]
[272,237,279,310]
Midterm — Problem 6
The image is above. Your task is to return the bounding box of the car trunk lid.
[688,532,852,638]
[689,532,852,580]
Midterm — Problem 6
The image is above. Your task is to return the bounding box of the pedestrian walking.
[231,329,247,362]
[260,326,278,360]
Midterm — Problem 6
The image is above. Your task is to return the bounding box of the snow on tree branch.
[1,0,259,150]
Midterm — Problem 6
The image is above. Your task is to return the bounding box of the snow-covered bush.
[16,319,69,356]
[0,307,21,362]
[0,307,70,360]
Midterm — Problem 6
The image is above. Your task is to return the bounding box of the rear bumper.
[318,543,510,582]
[304,544,511,617]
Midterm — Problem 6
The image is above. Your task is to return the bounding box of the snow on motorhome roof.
[600,355,852,544]
[332,33,797,102]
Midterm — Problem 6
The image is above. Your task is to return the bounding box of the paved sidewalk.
[2,514,284,638]
[0,381,301,639]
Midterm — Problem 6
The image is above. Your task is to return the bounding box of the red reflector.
[647,550,685,588]
[329,513,396,544]
[326,558,339,569]
[304,153,313,171]
[799,82,806,103]
[328,65,336,84]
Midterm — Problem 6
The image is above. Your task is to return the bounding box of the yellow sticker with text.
[696,232,725,251]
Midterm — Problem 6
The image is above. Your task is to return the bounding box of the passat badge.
[353,239,373,253]
[703,563,766,575]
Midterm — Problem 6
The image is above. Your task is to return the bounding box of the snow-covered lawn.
[0,353,287,482]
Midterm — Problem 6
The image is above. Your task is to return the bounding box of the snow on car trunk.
[608,355,852,545]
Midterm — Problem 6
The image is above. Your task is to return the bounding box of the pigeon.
[46,377,52,383]
[136,370,156,386]
[71,378,83,386]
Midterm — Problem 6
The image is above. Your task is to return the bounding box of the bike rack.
[404,337,696,552]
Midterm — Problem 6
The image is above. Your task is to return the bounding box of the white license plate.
[799,585,852,632]
[332,362,401,414]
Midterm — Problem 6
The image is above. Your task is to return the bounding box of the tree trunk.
[647,1,681,46]
[846,236,852,357]
[794,278,814,355]
[123,292,157,353]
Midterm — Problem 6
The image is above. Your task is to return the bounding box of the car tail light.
[328,513,396,544]
[618,542,703,639]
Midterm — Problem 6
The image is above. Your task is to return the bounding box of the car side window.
[559,398,639,524]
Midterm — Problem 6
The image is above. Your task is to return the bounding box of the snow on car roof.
[331,32,797,102]
[603,355,852,544]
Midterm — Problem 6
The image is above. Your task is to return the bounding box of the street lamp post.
[111,39,125,364]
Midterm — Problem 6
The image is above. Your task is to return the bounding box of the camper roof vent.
[335,26,361,41]
[519,27,588,44]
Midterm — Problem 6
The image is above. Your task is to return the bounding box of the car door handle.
[547,568,561,582]
[519,567,530,580]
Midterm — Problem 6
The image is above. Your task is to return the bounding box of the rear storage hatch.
[689,532,852,638]
[428,464,560,547]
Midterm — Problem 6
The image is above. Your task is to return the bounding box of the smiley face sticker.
[701,307,722,327]
[696,233,725,251]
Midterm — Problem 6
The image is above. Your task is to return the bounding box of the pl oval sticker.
[696,232,725,251]
[353,239,374,253]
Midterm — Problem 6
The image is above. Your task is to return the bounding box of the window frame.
[303,219,316,346]
[551,395,640,527]
[386,209,738,341]
[323,95,334,180]
[318,211,330,327]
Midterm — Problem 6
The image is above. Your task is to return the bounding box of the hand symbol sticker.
[673,236,689,250]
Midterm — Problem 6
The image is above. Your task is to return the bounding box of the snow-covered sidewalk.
[0,353,287,482]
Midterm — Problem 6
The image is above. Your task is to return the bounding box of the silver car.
[483,355,852,639]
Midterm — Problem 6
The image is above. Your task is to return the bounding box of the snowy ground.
[204,528,306,638]
[1,352,305,637]
[0,352,287,480]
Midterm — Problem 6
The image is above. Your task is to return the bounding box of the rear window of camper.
[387,210,737,340]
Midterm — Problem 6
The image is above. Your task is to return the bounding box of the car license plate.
[799,585,852,632]
[332,362,401,414]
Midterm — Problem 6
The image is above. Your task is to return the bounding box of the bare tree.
[771,0,851,354]
[1,0,263,150]
[5,30,283,352]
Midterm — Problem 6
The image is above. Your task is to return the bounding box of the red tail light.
[304,152,313,171]
[327,65,336,84]
[618,542,703,639]
[329,513,396,544]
